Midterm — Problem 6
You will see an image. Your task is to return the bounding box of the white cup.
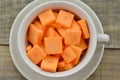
[17,0,109,78]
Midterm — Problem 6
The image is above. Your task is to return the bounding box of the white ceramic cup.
[17,0,109,78]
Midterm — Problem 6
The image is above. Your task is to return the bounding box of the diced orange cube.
[44,37,63,54]
[77,38,88,52]
[77,20,90,39]
[57,60,66,68]
[56,28,66,38]
[34,20,47,31]
[56,10,74,28]
[58,63,74,71]
[70,20,81,30]
[71,45,82,65]
[39,9,56,26]
[64,29,82,45]
[44,27,59,37]
[54,12,58,18]
[27,45,46,64]
[64,63,74,70]
[49,22,62,28]
[62,47,77,63]
[27,24,44,45]
[41,56,59,72]
[26,45,32,52]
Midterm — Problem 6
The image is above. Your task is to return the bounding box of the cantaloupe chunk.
[34,20,46,31]
[54,12,58,18]
[62,47,77,63]
[44,37,62,54]
[58,63,74,71]
[71,45,82,65]
[38,9,56,26]
[26,45,32,52]
[27,24,44,45]
[70,20,81,30]
[57,60,66,68]
[27,45,46,64]
[77,38,88,52]
[49,23,62,28]
[44,27,59,37]
[77,20,90,39]
[56,10,74,28]
[64,63,74,70]
[64,29,82,45]
[56,28,66,38]
[41,56,59,72]
[52,54,62,60]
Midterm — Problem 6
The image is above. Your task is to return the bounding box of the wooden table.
[0,0,120,80]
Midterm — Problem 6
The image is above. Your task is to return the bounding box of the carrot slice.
[62,47,77,63]
[56,10,74,28]
[38,9,56,26]
[64,29,82,45]
[27,45,46,64]
[44,37,63,54]
[41,56,59,72]
[27,24,44,45]
[71,45,82,65]
[77,20,90,39]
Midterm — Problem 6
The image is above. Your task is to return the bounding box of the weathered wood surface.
[0,0,120,80]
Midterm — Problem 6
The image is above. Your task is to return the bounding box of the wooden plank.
[88,49,120,80]
[0,46,120,80]
[0,0,32,45]
[0,46,26,80]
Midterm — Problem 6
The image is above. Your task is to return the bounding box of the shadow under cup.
[17,1,97,78]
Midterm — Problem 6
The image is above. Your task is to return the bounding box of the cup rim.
[17,0,97,78]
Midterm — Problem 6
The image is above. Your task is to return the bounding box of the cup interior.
[17,0,97,78]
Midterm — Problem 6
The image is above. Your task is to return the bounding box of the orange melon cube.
[64,29,82,45]
[77,38,88,52]
[44,37,63,54]
[58,63,74,71]
[27,45,46,64]
[71,45,82,65]
[77,20,90,39]
[44,27,59,37]
[56,28,66,38]
[38,9,56,26]
[34,20,46,31]
[64,63,74,70]
[49,22,62,28]
[27,24,44,45]
[70,20,81,30]
[62,47,77,63]
[41,56,59,72]
[26,45,32,52]
[52,54,62,60]
[54,12,58,18]
[57,60,66,68]
[56,10,74,28]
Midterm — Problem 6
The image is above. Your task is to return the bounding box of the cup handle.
[97,34,110,43]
